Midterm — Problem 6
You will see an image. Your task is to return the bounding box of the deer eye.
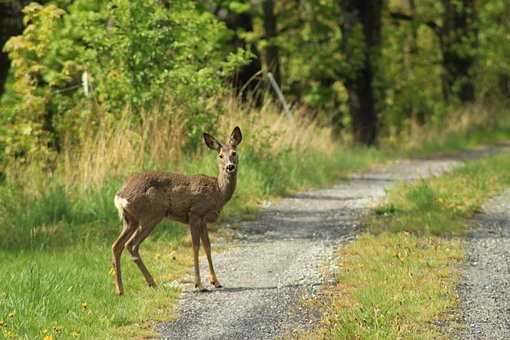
[219,154,224,159]
[231,151,236,156]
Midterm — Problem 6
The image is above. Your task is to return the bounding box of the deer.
[112,127,242,295]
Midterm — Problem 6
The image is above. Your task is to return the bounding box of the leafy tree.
[2,0,248,162]
[385,0,445,129]
[0,1,31,97]
[208,0,262,101]
[262,0,281,87]
[440,0,479,103]
[390,0,480,104]
[478,0,510,98]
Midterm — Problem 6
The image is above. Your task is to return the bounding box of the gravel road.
[158,147,506,340]
[457,189,510,339]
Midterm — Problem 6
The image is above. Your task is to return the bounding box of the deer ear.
[203,133,222,152]
[229,126,242,146]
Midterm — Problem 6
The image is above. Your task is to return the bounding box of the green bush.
[2,0,249,162]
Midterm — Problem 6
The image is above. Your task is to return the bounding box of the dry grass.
[59,109,188,188]
[54,97,336,189]
[383,102,510,154]
[216,98,335,155]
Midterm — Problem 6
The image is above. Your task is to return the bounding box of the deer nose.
[226,164,236,172]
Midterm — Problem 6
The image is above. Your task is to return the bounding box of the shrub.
[2,0,249,163]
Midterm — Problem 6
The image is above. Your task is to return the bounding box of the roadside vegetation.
[384,104,510,157]
[310,151,510,339]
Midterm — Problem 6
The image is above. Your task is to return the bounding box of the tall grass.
[50,98,339,189]
[383,102,510,155]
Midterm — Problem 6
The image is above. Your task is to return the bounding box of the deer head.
[203,127,243,175]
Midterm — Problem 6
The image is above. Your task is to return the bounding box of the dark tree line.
[206,0,493,145]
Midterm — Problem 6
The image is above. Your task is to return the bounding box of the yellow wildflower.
[4,330,16,338]
[53,325,64,333]
[43,335,54,340]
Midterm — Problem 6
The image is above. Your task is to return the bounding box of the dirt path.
[157,147,505,340]
[457,189,510,339]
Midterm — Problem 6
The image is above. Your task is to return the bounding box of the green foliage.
[3,0,510,159]
[382,12,445,129]
[1,0,248,162]
[478,0,510,97]
[276,0,350,123]
[1,3,65,163]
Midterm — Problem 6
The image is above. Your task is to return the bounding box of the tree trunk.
[440,0,478,103]
[262,0,281,87]
[498,74,510,97]
[218,9,262,101]
[339,0,383,146]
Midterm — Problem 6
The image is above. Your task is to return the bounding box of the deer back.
[115,171,224,225]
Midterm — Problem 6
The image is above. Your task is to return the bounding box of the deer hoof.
[211,281,222,288]
[194,283,209,292]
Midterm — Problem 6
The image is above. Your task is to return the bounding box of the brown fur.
[111,127,242,295]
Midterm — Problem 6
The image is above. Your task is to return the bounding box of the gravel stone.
[157,147,508,340]
[457,188,510,339]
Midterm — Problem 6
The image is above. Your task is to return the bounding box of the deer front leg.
[200,223,222,288]
[189,216,206,291]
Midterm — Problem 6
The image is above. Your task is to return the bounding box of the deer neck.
[217,169,237,203]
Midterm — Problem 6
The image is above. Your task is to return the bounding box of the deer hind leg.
[200,224,221,288]
[125,222,159,288]
[112,213,137,296]
[190,216,206,291]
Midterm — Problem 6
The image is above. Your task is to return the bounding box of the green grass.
[309,151,510,339]
[0,144,386,339]
[314,232,463,339]
[0,239,190,339]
